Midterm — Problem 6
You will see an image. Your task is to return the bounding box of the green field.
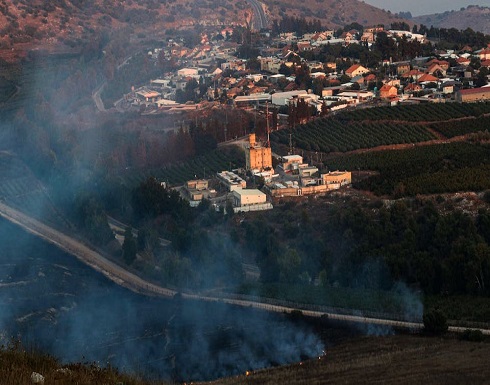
[337,102,490,122]
[121,147,245,187]
[325,142,490,196]
[271,103,490,155]
[271,119,435,153]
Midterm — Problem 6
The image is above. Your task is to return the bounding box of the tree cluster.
[272,16,323,37]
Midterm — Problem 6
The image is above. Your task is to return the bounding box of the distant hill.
[0,0,406,61]
[262,0,405,29]
[413,5,490,35]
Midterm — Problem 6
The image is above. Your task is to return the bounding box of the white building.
[270,90,319,106]
[217,171,247,191]
[232,189,273,213]
[177,67,199,77]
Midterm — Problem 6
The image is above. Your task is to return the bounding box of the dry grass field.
[200,334,490,385]
[2,333,489,384]
[0,345,168,385]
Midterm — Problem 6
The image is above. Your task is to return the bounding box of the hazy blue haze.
[362,0,490,16]
[0,218,325,381]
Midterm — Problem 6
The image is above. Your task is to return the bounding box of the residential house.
[220,27,234,38]
[325,62,337,71]
[345,64,369,78]
[221,60,246,71]
[135,89,161,102]
[441,81,459,95]
[401,69,425,82]
[427,63,446,77]
[379,84,398,99]
[177,67,199,77]
[170,45,190,58]
[297,41,313,52]
[481,60,490,69]
[365,26,384,34]
[351,75,365,86]
[283,82,299,92]
[456,56,471,66]
[404,83,422,94]
[311,72,327,79]
[340,31,354,44]
[364,73,377,86]
[396,63,411,76]
[425,59,450,71]
[260,57,282,73]
[307,61,324,72]
[361,32,375,43]
[418,73,439,83]
[310,31,334,42]
[477,48,490,61]
[385,78,401,87]
[388,30,427,43]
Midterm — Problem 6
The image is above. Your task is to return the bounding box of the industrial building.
[232,189,273,213]
[183,179,216,207]
[455,87,490,102]
[217,171,247,191]
[321,171,352,188]
[245,133,272,172]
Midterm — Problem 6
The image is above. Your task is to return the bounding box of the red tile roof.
[458,87,490,95]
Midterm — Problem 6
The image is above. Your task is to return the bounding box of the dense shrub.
[423,308,448,335]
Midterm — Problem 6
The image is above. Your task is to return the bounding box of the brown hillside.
[413,5,490,35]
[262,0,406,29]
[0,0,250,61]
[0,0,406,62]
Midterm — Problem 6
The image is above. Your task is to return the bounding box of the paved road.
[0,202,176,297]
[246,0,268,30]
[1,201,489,335]
[92,81,107,112]
[92,54,133,113]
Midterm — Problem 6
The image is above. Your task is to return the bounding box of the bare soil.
[201,334,490,385]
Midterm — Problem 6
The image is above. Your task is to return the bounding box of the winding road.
[1,201,489,335]
[246,0,268,31]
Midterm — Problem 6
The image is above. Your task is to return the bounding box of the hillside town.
[120,24,490,116]
[109,23,490,212]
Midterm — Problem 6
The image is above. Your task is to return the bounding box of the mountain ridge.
[413,5,490,35]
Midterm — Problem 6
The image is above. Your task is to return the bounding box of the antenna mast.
[266,101,270,147]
